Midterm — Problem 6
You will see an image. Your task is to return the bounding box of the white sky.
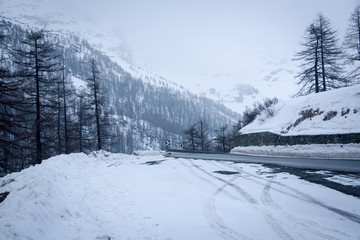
[2,0,359,94]
[90,1,357,66]
[83,0,359,92]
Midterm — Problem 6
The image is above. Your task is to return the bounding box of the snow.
[231,144,360,159]
[240,84,360,135]
[326,175,360,187]
[71,75,87,90]
[1,151,360,240]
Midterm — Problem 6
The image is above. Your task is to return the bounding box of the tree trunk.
[62,67,69,154]
[35,39,42,164]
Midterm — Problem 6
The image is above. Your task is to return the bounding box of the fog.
[2,0,358,92]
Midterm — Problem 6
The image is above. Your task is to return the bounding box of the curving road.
[165,151,360,173]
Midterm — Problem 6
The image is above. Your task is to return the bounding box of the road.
[166,150,360,198]
[165,151,360,173]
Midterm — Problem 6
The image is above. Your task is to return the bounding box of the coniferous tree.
[86,59,103,151]
[214,125,228,152]
[12,28,61,164]
[344,5,360,82]
[227,120,242,150]
[183,123,197,150]
[0,30,29,173]
[294,13,344,95]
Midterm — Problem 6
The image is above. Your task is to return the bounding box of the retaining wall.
[234,131,360,147]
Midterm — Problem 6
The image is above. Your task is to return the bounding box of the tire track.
[205,176,253,240]
[188,159,294,240]
[210,160,353,239]
[178,159,249,240]
[178,159,240,201]
[217,160,360,225]
[261,181,348,240]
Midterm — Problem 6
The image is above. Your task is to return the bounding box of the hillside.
[0,0,303,114]
[0,18,239,152]
[240,84,360,136]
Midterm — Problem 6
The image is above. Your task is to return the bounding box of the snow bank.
[240,84,360,136]
[231,143,360,159]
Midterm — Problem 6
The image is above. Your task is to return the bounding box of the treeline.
[182,118,242,152]
[294,6,360,95]
[182,97,279,152]
[0,27,110,173]
[0,19,239,174]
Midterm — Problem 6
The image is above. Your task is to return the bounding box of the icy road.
[0,151,359,240]
[166,150,360,173]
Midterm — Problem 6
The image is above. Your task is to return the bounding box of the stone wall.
[234,131,360,147]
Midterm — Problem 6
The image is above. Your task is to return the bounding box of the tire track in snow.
[261,181,348,240]
[188,159,294,240]
[205,176,253,240]
[178,159,248,240]
[210,160,355,239]
[217,161,360,225]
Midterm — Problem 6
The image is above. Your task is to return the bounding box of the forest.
[0,19,239,174]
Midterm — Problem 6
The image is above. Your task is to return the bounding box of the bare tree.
[183,123,197,150]
[196,118,211,151]
[0,32,29,173]
[294,13,344,95]
[344,5,360,82]
[214,125,228,152]
[87,59,103,150]
[12,29,60,164]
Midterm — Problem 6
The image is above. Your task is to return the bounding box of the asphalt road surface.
[165,151,360,197]
[165,151,360,173]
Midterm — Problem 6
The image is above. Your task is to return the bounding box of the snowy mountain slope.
[0,1,191,96]
[240,84,360,135]
[162,53,300,113]
[0,0,301,113]
[0,151,359,239]
[0,18,240,153]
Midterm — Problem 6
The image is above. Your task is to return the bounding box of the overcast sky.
[86,0,359,91]
[2,0,359,93]
[92,1,358,68]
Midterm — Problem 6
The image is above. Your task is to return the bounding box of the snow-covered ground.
[1,151,359,240]
[240,84,360,135]
[231,144,360,159]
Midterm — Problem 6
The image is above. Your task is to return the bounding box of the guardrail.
[166,149,229,155]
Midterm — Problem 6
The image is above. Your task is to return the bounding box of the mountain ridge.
[0,17,239,156]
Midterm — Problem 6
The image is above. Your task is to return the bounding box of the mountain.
[0,17,239,157]
[239,84,360,136]
[0,0,301,114]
